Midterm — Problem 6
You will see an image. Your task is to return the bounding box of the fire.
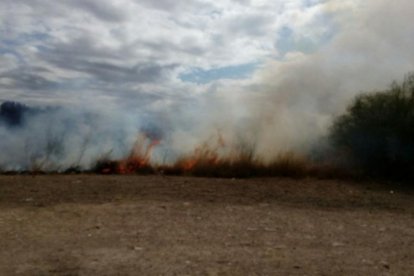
[95,130,323,179]
[180,159,197,171]
[173,134,225,172]
[118,134,160,174]
[97,130,230,175]
[97,133,161,174]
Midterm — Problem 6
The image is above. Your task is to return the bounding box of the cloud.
[0,0,412,169]
[0,67,58,90]
[64,0,128,22]
[0,0,301,105]
[1,0,411,109]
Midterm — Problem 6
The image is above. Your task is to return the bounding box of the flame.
[174,133,224,172]
[98,133,161,174]
[181,159,197,171]
[98,130,231,174]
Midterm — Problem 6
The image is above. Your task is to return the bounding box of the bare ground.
[0,175,413,276]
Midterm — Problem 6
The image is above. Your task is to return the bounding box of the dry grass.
[157,152,351,179]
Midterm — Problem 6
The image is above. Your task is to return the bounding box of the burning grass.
[0,124,349,179]
[163,152,350,179]
[92,137,349,179]
[93,133,159,175]
[0,128,350,179]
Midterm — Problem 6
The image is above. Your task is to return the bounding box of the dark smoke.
[0,101,30,127]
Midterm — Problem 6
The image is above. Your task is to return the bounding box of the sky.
[0,0,341,107]
[0,0,413,169]
[1,0,412,108]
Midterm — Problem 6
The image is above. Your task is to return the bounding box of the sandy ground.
[0,175,413,276]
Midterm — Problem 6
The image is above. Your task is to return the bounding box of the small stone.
[380,260,390,269]
[332,242,345,247]
[361,259,373,265]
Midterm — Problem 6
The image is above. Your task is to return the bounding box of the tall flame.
[98,133,161,174]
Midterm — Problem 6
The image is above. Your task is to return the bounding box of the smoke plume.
[0,0,413,172]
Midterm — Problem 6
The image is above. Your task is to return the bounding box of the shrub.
[330,73,414,180]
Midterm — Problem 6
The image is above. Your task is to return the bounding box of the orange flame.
[117,133,160,174]
[174,133,225,172]
[98,130,229,174]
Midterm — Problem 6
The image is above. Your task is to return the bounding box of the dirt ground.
[0,175,413,275]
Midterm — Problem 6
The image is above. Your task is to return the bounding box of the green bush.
[330,73,414,179]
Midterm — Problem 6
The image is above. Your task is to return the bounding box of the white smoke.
[0,0,413,170]
[226,0,414,161]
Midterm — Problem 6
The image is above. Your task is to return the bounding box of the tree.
[330,73,414,179]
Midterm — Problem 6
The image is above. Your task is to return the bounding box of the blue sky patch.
[180,62,259,84]
[276,14,337,57]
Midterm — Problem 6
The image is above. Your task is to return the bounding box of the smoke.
[172,0,414,163]
[232,0,414,161]
[0,100,175,171]
[0,0,413,172]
